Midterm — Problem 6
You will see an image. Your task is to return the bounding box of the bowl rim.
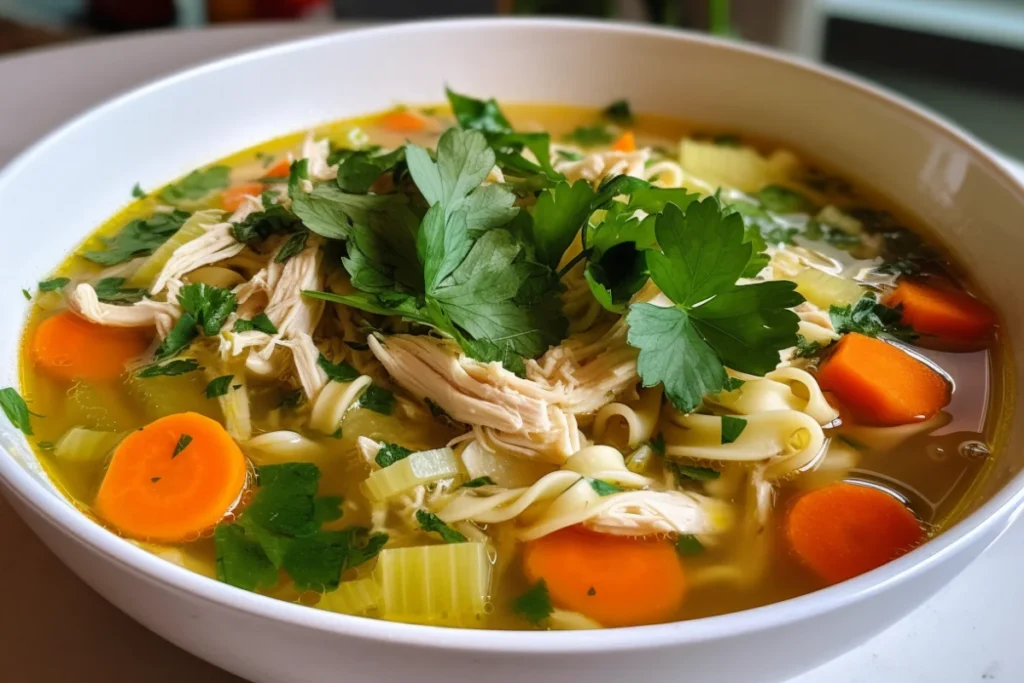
[1,16,1023,654]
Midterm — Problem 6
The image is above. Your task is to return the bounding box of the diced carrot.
[816,333,949,426]
[379,110,426,133]
[611,131,636,152]
[220,183,265,212]
[785,482,924,585]
[263,159,292,178]
[522,526,686,627]
[884,280,996,350]
[31,311,151,383]
[95,412,247,542]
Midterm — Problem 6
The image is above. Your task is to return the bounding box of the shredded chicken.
[67,283,180,337]
[552,146,650,184]
[151,223,246,295]
[301,133,338,183]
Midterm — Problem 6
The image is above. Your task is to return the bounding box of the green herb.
[564,124,614,147]
[38,277,70,292]
[172,433,193,458]
[335,147,405,194]
[513,580,553,625]
[82,210,190,266]
[528,179,596,270]
[93,277,147,304]
[626,197,803,412]
[720,415,746,444]
[359,384,394,415]
[317,354,360,383]
[649,433,666,456]
[603,99,632,125]
[724,377,746,391]
[675,534,705,556]
[345,340,370,352]
[830,295,917,343]
[205,375,234,399]
[232,313,278,335]
[0,387,34,435]
[712,134,741,147]
[275,231,308,264]
[556,149,584,162]
[462,476,495,488]
[446,87,512,133]
[278,389,304,409]
[425,398,450,420]
[131,183,148,199]
[375,442,413,469]
[755,185,813,214]
[415,509,467,544]
[37,441,55,450]
[21,289,30,300]
[672,464,721,482]
[154,312,198,361]
[802,220,861,250]
[213,524,279,592]
[179,283,238,336]
[161,166,231,204]
[137,359,202,378]
[794,335,825,358]
[588,478,623,496]
[231,201,303,245]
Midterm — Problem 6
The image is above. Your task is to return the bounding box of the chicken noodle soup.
[9,92,1007,629]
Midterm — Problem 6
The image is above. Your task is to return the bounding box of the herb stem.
[557,248,592,279]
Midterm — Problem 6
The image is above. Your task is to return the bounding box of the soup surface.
[8,92,1008,630]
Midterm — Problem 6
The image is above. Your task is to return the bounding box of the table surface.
[1,22,1022,683]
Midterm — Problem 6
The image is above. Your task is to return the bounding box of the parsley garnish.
[675,534,705,556]
[0,387,35,435]
[232,312,277,335]
[131,183,147,199]
[564,124,614,147]
[274,231,308,263]
[626,197,803,413]
[375,442,413,469]
[603,99,633,125]
[82,210,190,266]
[359,384,394,415]
[755,185,813,214]
[335,147,405,194]
[205,375,234,399]
[513,580,554,625]
[155,283,237,360]
[415,510,467,544]
[172,434,193,458]
[38,277,70,292]
[161,166,230,204]
[137,359,202,378]
[21,289,30,300]
[830,295,917,343]
[462,476,495,488]
[672,464,721,482]
[720,415,746,444]
[794,335,825,358]
[588,478,623,496]
[93,277,147,304]
[278,389,304,409]
[317,354,360,383]
[556,149,584,162]
[802,220,861,250]
[649,433,666,456]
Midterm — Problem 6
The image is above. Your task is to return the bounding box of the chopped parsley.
[317,354,360,383]
[462,476,495,488]
[588,478,623,496]
[38,277,70,292]
[794,335,825,359]
[671,463,720,482]
[415,510,467,544]
[205,375,234,399]
[374,442,413,469]
[564,124,614,147]
[830,295,917,343]
[675,534,705,556]
[359,384,394,415]
[161,166,231,204]
[274,231,308,263]
[513,579,554,625]
[131,183,147,199]
[755,185,813,214]
[802,220,862,250]
[0,387,35,435]
[172,434,193,458]
[720,415,746,444]
[156,283,237,360]
[21,289,30,300]
[82,210,190,266]
[137,359,202,378]
[232,313,277,335]
[602,99,633,125]
[278,389,304,409]
[93,277,147,304]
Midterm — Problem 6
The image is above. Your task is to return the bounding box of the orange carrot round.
[611,131,636,153]
[95,412,247,542]
[884,280,996,349]
[816,333,950,426]
[220,183,266,212]
[378,110,426,133]
[263,159,292,178]
[785,482,924,585]
[31,311,151,382]
[522,526,686,627]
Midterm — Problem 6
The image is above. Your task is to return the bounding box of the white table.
[1,23,1021,683]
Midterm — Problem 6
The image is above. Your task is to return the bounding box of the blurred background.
[0,0,1022,158]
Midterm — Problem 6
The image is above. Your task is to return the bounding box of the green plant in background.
[516,0,733,36]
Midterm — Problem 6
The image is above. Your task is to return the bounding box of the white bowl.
[0,18,1021,683]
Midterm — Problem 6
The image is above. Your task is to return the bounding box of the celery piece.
[318,577,380,616]
[128,209,224,287]
[794,268,864,310]
[54,427,124,462]
[363,447,459,501]
[377,543,491,627]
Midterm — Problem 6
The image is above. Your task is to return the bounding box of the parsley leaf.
[375,442,413,469]
[275,231,308,264]
[527,179,596,269]
[137,359,202,377]
[627,198,803,412]
[161,166,230,204]
[794,335,825,358]
[131,183,147,199]
[446,87,512,134]
[82,210,190,266]
[415,509,467,543]
[205,375,234,399]
[603,99,632,125]
[830,295,917,343]
[317,354,360,383]
[38,277,70,292]
[564,125,614,147]
[336,147,405,194]
[179,283,237,336]
[588,478,623,496]
[214,524,278,592]
[232,313,278,334]
[720,415,747,444]
[0,387,34,435]
[513,580,553,625]
[672,463,721,481]
[93,277,147,304]
[675,534,705,556]
[755,185,813,214]
[462,476,495,488]
[172,434,193,457]
[359,384,394,415]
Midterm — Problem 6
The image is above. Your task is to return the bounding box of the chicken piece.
[67,283,180,338]
[552,147,651,185]
[263,240,324,339]
[150,223,246,295]
[279,332,328,400]
[227,193,264,224]
[301,133,337,183]
[582,490,731,538]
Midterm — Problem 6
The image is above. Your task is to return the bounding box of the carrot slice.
[31,311,151,382]
[379,110,426,133]
[263,159,292,178]
[785,482,924,585]
[95,412,247,542]
[816,333,949,426]
[884,280,996,349]
[220,183,265,212]
[522,526,686,627]
[611,131,636,152]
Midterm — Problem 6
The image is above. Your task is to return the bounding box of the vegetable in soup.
[9,91,1007,630]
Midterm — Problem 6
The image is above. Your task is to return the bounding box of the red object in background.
[257,0,329,19]
[208,0,329,21]
[89,0,176,29]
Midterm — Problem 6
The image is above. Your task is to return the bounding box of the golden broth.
[19,102,1010,628]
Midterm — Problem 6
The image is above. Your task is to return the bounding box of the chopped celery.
[815,205,862,235]
[128,209,223,287]
[679,139,795,193]
[363,447,459,501]
[376,543,491,626]
[794,268,864,310]
[624,444,657,476]
[318,578,380,616]
[54,427,124,462]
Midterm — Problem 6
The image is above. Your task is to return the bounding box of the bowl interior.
[0,18,1022,638]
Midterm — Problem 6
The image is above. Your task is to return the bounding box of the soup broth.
[13,93,1008,629]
